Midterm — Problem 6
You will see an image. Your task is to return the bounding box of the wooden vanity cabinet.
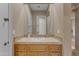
[14,44,62,56]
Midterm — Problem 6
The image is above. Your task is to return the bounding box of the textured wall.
[75,6,79,50]
[63,4,72,56]
[48,4,64,37]
[12,4,32,37]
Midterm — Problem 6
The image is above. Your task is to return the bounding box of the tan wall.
[47,4,54,35]
[49,4,72,55]
[63,4,72,56]
[75,5,79,50]
[12,4,26,37]
[32,11,47,34]
[12,4,32,37]
[48,4,64,37]
[24,4,32,35]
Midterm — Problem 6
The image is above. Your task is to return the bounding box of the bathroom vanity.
[14,37,63,56]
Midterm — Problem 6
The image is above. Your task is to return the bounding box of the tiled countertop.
[14,37,62,44]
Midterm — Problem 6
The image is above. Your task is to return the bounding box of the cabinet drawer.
[49,45,62,51]
[49,53,62,56]
[28,45,48,51]
[14,44,29,51]
[49,51,62,56]
[15,51,26,56]
[26,51,49,56]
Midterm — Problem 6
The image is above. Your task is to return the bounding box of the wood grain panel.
[14,44,62,56]
[28,44,48,51]
[48,45,62,51]
[14,44,29,52]
[26,51,49,56]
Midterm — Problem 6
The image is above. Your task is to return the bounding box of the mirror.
[12,3,64,37]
